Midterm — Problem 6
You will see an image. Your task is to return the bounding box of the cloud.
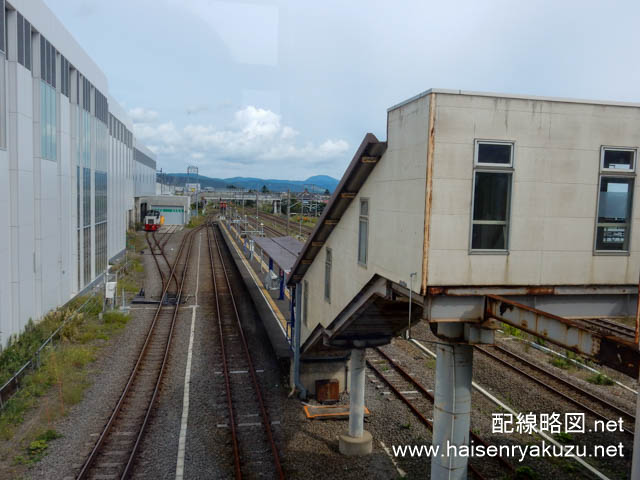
[128,107,159,123]
[133,106,350,173]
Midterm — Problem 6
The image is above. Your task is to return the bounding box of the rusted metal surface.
[420,92,436,297]
[209,222,284,479]
[476,345,634,435]
[78,225,199,480]
[368,347,513,479]
[485,294,640,377]
[428,285,637,296]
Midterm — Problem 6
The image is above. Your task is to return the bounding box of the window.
[358,198,369,265]
[471,141,513,251]
[303,280,309,327]
[0,0,4,54]
[595,148,637,253]
[324,248,331,303]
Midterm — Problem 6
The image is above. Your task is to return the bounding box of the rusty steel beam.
[485,294,640,378]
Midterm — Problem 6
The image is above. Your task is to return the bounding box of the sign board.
[185,183,200,193]
[105,281,117,299]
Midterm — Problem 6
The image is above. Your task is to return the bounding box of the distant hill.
[160,173,339,193]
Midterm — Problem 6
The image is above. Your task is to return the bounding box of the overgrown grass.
[0,310,131,442]
[502,323,524,338]
[587,373,614,385]
[187,214,208,228]
[14,429,62,465]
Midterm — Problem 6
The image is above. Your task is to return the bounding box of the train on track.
[144,210,164,231]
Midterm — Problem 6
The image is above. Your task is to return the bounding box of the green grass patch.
[187,214,208,228]
[514,465,538,479]
[587,373,614,386]
[549,356,573,370]
[502,323,523,338]
[0,308,130,445]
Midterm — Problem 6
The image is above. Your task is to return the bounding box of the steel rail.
[476,345,635,436]
[210,222,284,479]
[76,226,200,479]
[370,347,514,476]
[122,227,199,478]
[580,318,635,339]
[206,223,241,479]
[151,230,179,290]
[261,212,313,234]
[145,232,166,290]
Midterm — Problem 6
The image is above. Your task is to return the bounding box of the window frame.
[600,146,636,173]
[357,197,369,267]
[303,280,309,327]
[324,247,331,303]
[474,139,514,168]
[593,147,637,255]
[469,140,515,254]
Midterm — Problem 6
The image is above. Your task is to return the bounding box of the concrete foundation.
[431,342,473,480]
[338,430,373,456]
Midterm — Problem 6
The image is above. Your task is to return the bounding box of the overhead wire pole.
[286,190,290,236]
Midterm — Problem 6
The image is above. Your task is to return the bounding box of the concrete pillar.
[631,374,640,479]
[431,342,473,480]
[339,348,372,455]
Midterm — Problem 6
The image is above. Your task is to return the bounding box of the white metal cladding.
[0,0,149,348]
[151,205,185,225]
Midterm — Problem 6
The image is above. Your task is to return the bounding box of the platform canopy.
[250,235,303,272]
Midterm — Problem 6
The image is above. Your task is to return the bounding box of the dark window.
[358,199,369,265]
[477,142,512,166]
[303,280,309,327]
[603,149,635,171]
[23,18,30,70]
[324,248,331,302]
[51,42,55,87]
[0,0,5,53]
[16,12,23,66]
[40,36,45,79]
[472,172,511,250]
[595,177,634,251]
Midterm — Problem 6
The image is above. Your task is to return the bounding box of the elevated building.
[288,89,640,474]
[0,0,155,346]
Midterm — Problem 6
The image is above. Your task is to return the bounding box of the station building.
[0,0,155,346]
[287,89,640,469]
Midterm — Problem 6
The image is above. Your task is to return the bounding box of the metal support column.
[349,348,366,437]
[293,284,307,399]
[339,348,372,455]
[431,342,473,480]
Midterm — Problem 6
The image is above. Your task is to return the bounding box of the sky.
[45,0,640,180]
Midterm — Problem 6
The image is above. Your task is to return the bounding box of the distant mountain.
[160,173,339,193]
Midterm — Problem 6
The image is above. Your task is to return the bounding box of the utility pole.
[256,191,259,222]
[286,190,291,236]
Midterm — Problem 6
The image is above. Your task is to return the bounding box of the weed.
[400,421,411,430]
[555,431,573,444]
[502,323,523,338]
[587,373,614,386]
[514,465,538,479]
[549,356,572,370]
[534,336,547,347]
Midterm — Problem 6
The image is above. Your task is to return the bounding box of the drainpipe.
[293,284,307,399]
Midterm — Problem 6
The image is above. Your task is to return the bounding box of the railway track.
[261,212,313,235]
[366,347,514,480]
[579,317,636,340]
[77,226,200,479]
[207,222,284,479]
[476,344,635,436]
